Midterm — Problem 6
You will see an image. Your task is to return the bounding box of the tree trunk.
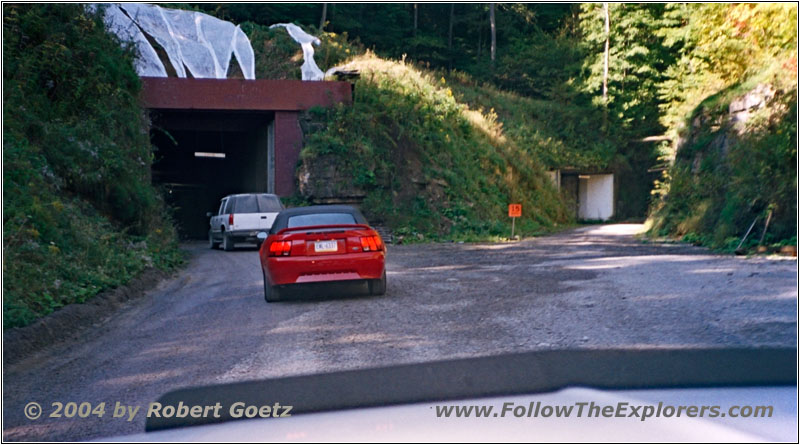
[602,2,610,103]
[489,3,496,69]
[448,4,455,70]
[319,3,327,30]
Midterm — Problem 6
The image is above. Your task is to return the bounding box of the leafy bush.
[3,4,181,328]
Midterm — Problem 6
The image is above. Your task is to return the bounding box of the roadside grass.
[640,230,797,256]
[392,220,580,245]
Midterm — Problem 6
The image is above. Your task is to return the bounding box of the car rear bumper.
[265,251,385,286]
[227,230,266,243]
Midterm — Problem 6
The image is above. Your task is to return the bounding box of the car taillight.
[228,213,234,226]
[360,235,383,252]
[269,240,292,256]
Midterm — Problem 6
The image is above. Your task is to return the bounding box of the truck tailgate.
[230,213,278,232]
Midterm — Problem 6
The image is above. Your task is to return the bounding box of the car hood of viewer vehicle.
[105,385,797,442]
[105,347,796,442]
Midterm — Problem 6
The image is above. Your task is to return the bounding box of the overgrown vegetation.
[647,3,797,251]
[3,4,182,328]
[299,53,568,240]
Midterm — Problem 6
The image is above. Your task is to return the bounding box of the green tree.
[657,3,798,134]
[578,3,672,138]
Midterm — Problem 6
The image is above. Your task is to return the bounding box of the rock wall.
[296,111,367,203]
[650,80,797,248]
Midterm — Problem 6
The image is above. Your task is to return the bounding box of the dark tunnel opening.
[150,110,274,239]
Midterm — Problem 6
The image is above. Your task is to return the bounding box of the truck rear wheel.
[223,233,234,251]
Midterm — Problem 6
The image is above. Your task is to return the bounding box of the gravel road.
[3,224,796,441]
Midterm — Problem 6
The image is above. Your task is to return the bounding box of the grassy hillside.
[246,23,632,239]
[445,72,615,172]
[298,53,571,240]
[3,4,181,328]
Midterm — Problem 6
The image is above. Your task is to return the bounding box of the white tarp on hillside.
[95,3,255,79]
[270,23,324,81]
[231,26,256,80]
[99,4,167,77]
[116,3,186,78]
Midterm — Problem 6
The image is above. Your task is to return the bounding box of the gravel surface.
[3,224,796,441]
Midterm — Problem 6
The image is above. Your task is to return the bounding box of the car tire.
[209,231,220,249]
[223,232,234,251]
[263,270,281,302]
[369,271,387,296]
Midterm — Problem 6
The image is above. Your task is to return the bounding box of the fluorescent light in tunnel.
[194,152,226,159]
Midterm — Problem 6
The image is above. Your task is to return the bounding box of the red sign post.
[508,204,522,239]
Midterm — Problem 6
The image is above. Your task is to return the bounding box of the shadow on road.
[277,281,379,304]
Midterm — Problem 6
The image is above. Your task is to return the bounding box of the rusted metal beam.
[274,111,303,196]
[140,78,352,111]
[150,110,273,132]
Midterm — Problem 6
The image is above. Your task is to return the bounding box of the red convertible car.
[257,205,386,302]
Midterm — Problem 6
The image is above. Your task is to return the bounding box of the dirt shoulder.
[3,267,177,366]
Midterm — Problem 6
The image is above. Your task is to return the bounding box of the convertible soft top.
[269,205,369,234]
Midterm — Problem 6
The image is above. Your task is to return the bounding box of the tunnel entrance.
[140,77,354,239]
[150,110,274,239]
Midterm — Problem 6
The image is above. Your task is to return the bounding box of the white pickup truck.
[208,193,284,251]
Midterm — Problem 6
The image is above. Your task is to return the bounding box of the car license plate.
[314,240,338,252]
